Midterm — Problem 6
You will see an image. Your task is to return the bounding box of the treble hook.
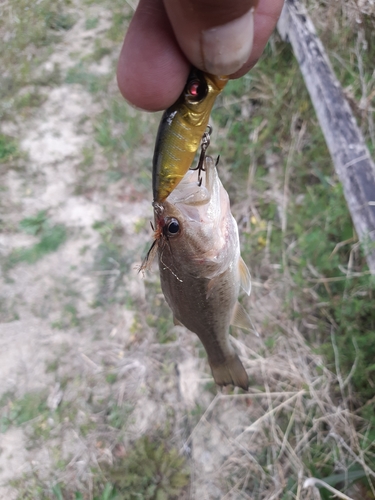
[190,125,212,186]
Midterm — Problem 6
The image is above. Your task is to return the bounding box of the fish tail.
[209,355,249,391]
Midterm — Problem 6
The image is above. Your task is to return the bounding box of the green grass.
[105,402,133,429]
[107,11,132,42]
[0,392,48,433]
[102,435,190,499]
[0,0,75,119]
[91,220,133,306]
[91,39,112,62]
[11,418,189,499]
[212,35,375,417]
[5,211,67,268]
[2,1,374,499]
[210,23,375,497]
[93,99,147,156]
[145,281,175,344]
[85,17,99,30]
[66,63,110,93]
[51,303,80,329]
[0,134,19,162]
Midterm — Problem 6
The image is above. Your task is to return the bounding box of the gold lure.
[152,68,228,203]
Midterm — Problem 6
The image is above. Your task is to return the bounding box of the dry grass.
[0,0,374,499]
[184,322,375,498]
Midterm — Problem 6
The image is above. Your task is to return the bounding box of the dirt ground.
[1,1,373,499]
[0,3,266,497]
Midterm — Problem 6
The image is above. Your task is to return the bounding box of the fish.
[149,155,253,391]
[152,68,228,203]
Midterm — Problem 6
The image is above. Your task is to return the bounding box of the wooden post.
[277,0,375,273]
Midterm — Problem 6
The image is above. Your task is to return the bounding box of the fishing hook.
[190,125,212,186]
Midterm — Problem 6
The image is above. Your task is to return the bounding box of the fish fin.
[173,316,183,326]
[210,355,248,391]
[239,256,251,295]
[231,301,253,331]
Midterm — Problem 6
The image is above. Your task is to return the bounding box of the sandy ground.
[2,2,369,499]
[0,4,272,498]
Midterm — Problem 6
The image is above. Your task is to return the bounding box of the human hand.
[117,0,285,111]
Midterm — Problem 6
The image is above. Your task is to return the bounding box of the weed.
[0,295,20,322]
[105,373,117,384]
[107,12,132,42]
[93,105,129,161]
[106,169,124,183]
[213,32,375,418]
[80,145,95,169]
[0,392,48,433]
[11,475,49,500]
[6,212,67,268]
[66,63,110,93]
[2,1,375,499]
[94,116,125,156]
[92,97,155,174]
[104,435,190,499]
[0,0,74,119]
[106,402,133,429]
[46,359,59,373]
[14,90,46,112]
[52,303,80,329]
[85,17,99,30]
[10,226,68,265]
[144,281,174,344]
[91,40,112,62]
[0,134,19,162]
[33,63,62,87]
[91,220,134,306]
[45,12,75,31]
[19,210,49,235]
[206,23,375,497]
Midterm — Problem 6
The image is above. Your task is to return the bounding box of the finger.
[118,0,284,111]
[117,0,190,111]
[231,0,285,78]
[163,0,260,75]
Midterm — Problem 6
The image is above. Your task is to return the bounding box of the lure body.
[152,69,228,203]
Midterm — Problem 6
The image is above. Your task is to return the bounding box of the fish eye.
[165,218,180,237]
[185,78,208,102]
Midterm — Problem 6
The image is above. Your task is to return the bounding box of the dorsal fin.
[239,257,251,295]
[231,301,259,336]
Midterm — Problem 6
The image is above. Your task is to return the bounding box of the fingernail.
[201,8,255,75]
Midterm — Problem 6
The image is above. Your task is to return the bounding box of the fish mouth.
[152,201,164,218]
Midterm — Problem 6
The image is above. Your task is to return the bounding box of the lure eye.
[186,78,208,102]
[164,218,180,237]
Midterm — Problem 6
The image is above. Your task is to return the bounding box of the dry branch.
[278,0,375,272]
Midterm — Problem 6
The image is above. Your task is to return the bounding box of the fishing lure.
[152,68,228,203]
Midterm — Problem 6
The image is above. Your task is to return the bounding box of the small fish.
[147,155,253,391]
[152,68,228,203]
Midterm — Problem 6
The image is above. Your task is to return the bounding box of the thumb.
[163,0,259,75]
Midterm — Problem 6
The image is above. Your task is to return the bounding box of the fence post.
[277,0,375,273]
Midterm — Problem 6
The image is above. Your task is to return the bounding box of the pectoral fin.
[231,301,254,332]
[239,257,251,295]
[173,316,183,327]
